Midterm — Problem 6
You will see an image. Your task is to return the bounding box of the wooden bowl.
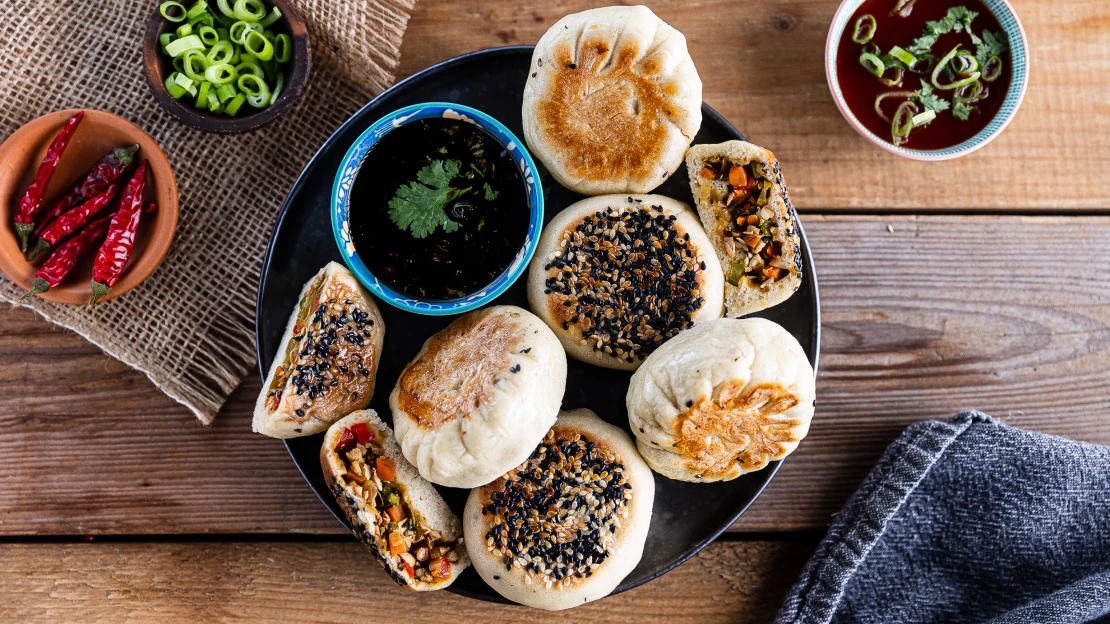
[0,109,179,305]
[142,0,311,134]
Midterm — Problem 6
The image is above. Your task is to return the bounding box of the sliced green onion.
[889,46,917,67]
[186,0,208,18]
[216,27,230,41]
[225,93,247,115]
[188,10,214,27]
[891,100,917,146]
[165,72,187,98]
[258,6,282,27]
[953,50,979,76]
[932,45,980,90]
[235,61,264,79]
[851,14,876,44]
[863,42,880,57]
[175,22,193,38]
[247,90,271,108]
[859,52,884,77]
[243,30,274,61]
[233,0,266,21]
[954,80,987,103]
[982,56,1002,82]
[205,63,237,85]
[196,81,212,108]
[173,72,198,97]
[206,40,234,64]
[181,49,209,81]
[874,90,915,123]
[879,65,904,87]
[274,33,291,63]
[908,53,936,75]
[198,25,219,45]
[172,55,186,73]
[215,0,235,17]
[911,110,936,127]
[159,32,176,50]
[216,83,238,102]
[269,71,284,105]
[237,73,267,96]
[229,20,260,44]
[207,91,221,111]
[262,29,275,41]
[164,34,205,57]
[160,1,187,22]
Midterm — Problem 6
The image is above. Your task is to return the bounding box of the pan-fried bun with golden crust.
[627,318,815,482]
[527,194,723,371]
[463,408,654,610]
[389,305,567,488]
[523,5,702,195]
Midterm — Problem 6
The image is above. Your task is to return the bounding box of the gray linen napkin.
[775,411,1110,624]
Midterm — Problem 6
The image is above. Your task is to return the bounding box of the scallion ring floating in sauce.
[931,45,980,90]
[879,65,904,87]
[891,100,918,145]
[859,52,885,77]
[981,56,1002,82]
[852,14,877,43]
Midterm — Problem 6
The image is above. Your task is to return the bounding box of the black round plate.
[256,46,820,603]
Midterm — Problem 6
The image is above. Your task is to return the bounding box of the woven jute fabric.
[0,0,415,423]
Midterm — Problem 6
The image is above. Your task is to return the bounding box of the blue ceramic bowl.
[332,103,543,315]
[826,0,1029,160]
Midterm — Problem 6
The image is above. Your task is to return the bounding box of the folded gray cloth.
[776,411,1110,624]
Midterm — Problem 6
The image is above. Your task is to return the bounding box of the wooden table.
[3,0,1108,621]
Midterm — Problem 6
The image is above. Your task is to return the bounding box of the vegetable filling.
[697,157,791,288]
[334,424,460,583]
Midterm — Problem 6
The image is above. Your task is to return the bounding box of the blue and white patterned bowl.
[332,103,543,315]
[825,0,1029,160]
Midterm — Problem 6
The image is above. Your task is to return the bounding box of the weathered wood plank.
[397,0,1110,210]
[0,540,813,623]
[0,215,1107,534]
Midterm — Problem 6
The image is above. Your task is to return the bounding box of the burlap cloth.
[0,0,416,423]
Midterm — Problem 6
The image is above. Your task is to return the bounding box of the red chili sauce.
[836,0,1011,150]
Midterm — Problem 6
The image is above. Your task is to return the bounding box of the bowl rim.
[824,0,1029,160]
[330,102,545,316]
[141,0,311,135]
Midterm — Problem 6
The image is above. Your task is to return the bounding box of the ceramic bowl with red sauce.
[826,0,1028,159]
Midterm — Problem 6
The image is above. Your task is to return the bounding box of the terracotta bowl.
[142,0,311,134]
[0,109,179,305]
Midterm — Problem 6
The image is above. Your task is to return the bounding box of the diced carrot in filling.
[700,166,716,179]
[401,561,415,578]
[388,531,406,555]
[376,457,396,481]
[728,164,748,188]
[385,505,407,522]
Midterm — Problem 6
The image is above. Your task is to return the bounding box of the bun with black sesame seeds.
[321,410,469,591]
[626,317,815,483]
[389,305,567,488]
[685,141,803,318]
[463,408,655,610]
[254,262,385,439]
[526,194,724,371]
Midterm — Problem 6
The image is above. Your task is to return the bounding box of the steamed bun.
[626,317,814,482]
[389,305,567,488]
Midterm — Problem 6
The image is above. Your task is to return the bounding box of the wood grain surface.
[397,0,1110,211]
[2,215,1106,535]
[0,539,814,622]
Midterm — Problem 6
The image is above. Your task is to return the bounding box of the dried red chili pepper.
[335,427,357,453]
[18,216,112,301]
[30,144,140,243]
[12,111,84,251]
[26,178,124,263]
[89,162,149,306]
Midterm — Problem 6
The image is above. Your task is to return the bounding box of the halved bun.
[527,194,724,370]
[321,410,469,590]
[464,408,655,610]
[254,262,384,438]
[389,305,567,488]
[685,141,803,317]
[522,6,702,194]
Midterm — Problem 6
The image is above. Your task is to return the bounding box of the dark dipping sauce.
[837,0,1011,150]
[349,118,529,300]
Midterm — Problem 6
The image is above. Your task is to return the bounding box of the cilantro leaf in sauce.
[387,159,470,239]
[908,6,979,56]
